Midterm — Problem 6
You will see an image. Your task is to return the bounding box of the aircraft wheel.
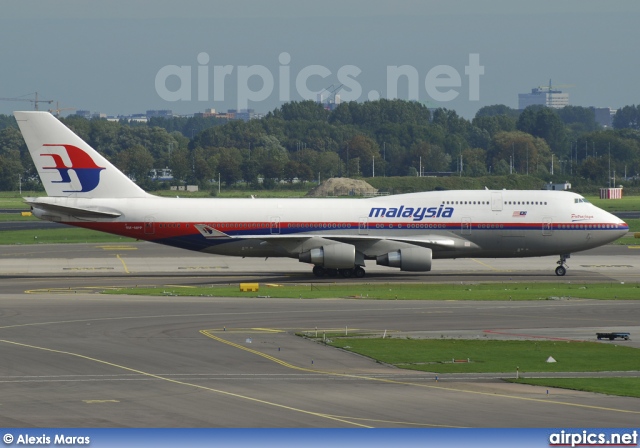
[340,268,354,278]
[555,265,566,276]
[327,269,338,277]
[354,267,366,278]
[312,266,325,277]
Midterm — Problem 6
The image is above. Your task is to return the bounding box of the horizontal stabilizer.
[27,200,122,219]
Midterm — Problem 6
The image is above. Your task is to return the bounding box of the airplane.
[14,111,629,278]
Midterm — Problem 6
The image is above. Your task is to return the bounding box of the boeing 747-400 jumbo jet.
[15,111,628,277]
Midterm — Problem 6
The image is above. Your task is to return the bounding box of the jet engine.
[299,243,356,268]
[376,247,432,272]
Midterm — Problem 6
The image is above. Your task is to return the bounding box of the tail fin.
[14,111,150,198]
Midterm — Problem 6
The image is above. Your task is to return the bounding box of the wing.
[239,232,480,257]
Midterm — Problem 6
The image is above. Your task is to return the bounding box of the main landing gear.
[555,254,570,276]
[312,265,366,278]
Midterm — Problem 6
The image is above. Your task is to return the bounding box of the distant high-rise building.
[593,107,616,128]
[75,110,91,119]
[518,81,569,109]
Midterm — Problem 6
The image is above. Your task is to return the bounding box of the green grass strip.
[102,282,640,300]
[326,339,640,374]
[0,227,135,245]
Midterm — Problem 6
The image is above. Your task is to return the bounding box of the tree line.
[1,99,640,192]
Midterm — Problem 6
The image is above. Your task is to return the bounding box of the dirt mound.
[306,177,377,197]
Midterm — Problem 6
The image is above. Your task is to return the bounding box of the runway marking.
[0,338,371,428]
[200,328,640,417]
[580,265,633,268]
[96,245,138,251]
[62,267,114,271]
[83,400,120,404]
[177,266,229,270]
[470,259,512,272]
[116,254,130,274]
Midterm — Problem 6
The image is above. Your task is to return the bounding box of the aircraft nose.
[607,211,629,238]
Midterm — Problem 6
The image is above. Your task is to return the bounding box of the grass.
[0,227,135,245]
[510,378,640,399]
[102,282,640,300]
[325,339,640,374]
[622,218,640,232]
[586,195,640,212]
[323,338,640,397]
[0,212,36,222]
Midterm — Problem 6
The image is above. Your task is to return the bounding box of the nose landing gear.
[555,254,570,276]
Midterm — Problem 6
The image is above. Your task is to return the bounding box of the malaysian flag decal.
[512,211,527,217]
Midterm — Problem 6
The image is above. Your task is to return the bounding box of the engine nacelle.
[299,243,356,269]
[376,247,432,272]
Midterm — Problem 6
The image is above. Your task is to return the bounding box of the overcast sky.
[1,0,638,118]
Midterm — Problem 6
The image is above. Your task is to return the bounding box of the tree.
[472,115,516,137]
[580,156,607,182]
[169,148,191,184]
[283,160,301,183]
[410,141,451,173]
[218,148,243,186]
[262,159,284,183]
[557,106,599,132]
[475,104,520,119]
[115,145,155,182]
[270,100,329,122]
[341,135,379,177]
[488,131,552,175]
[315,151,343,179]
[192,147,214,186]
[613,105,640,130]
[517,106,568,156]
[0,154,23,190]
[462,148,488,177]
[0,128,26,191]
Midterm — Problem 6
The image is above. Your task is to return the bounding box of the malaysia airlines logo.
[41,144,105,193]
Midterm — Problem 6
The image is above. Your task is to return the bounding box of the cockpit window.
[574,198,590,204]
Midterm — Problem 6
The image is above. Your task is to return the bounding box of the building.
[543,181,571,191]
[146,110,173,119]
[75,110,91,119]
[593,107,616,128]
[518,81,569,109]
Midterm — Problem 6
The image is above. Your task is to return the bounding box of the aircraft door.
[491,192,503,211]
[144,216,154,235]
[359,217,369,235]
[542,217,553,236]
[461,217,471,235]
[270,216,280,234]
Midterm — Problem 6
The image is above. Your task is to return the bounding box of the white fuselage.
[29,189,628,262]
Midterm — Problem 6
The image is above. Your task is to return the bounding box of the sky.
[1,0,638,119]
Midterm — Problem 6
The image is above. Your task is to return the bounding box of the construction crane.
[49,102,76,117]
[0,92,54,111]
[538,79,575,92]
